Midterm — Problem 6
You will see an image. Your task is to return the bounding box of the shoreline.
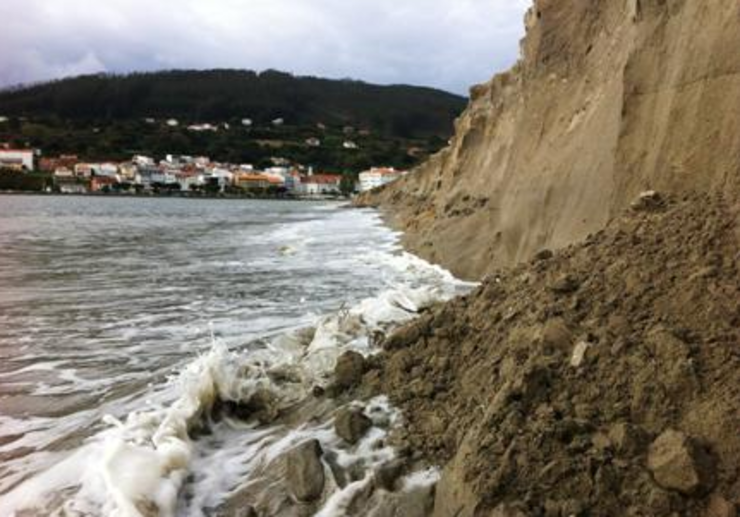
[354,193,740,516]
[0,190,351,202]
[0,202,462,516]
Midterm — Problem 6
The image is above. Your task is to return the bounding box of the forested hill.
[0,70,466,139]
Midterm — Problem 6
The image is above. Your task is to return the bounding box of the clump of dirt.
[359,193,740,516]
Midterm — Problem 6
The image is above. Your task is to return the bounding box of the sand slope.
[360,194,740,515]
[357,0,740,281]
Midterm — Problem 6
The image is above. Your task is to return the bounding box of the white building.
[133,155,156,167]
[242,118,253,127]
[194,156,211,167]
[53,167,74,178]
[166,119,179,127]
[150,170,178,185]
[74,163,95,178]
[203,168,234,192]
[118,162,139,181]
[358,167,406,192]
[0,149,34,171]
[187,123,217,132]
[176,172,205,191]
[297,174,342,197]
[96,163,119,177]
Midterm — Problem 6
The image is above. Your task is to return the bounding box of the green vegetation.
[0,170,53,191]
[0,70,464,171]
[0,117,443,171]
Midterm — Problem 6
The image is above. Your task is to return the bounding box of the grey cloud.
[0,0,530,94]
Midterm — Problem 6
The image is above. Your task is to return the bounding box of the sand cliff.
[348,1,740,515]
[358,193,740,516]
[357,0,740,280]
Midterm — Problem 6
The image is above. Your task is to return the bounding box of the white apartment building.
[358,167,406,192]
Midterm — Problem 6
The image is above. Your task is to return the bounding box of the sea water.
[0,196,468,516]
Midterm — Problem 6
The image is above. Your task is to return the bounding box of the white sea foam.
[0,247,468,516]
[0,202,473,516]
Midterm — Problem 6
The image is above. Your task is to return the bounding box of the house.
[133,155,155,167]
[343,141,359,150]
[234,173,282,191]
[53,167,75,179]
[39,155,78,172]
[242,118,253,127]
[407,146,426,158]
[194,156,211,167]
[187,123,217,132]
[298,174,342,196]
[305,137,321,147]
[283,171,301,192]
[74,163,95,178]
[118,162,138,182]
[150,169,178,186]
[0,148,35,171]
[166,119,179,127]
[272,118,285,126]
[135,164,161,188]
[163,155,194,166]
[175,170,204,191]
[54,170,87,194]
[95,163,119,178]
[358,167,406,192]
[203,168,233,192]
[90,176,118,192]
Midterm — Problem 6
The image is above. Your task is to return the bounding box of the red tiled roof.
[236,173,270,182]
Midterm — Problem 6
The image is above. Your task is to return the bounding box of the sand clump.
[358,194,740,516]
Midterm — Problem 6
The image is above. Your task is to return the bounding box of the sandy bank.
[356,193,740,515]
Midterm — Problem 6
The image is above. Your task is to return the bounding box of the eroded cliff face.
[359,0,740,280]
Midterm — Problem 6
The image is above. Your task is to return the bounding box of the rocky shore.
[346,193,740,516]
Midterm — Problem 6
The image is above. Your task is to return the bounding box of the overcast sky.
[0,0,530,95]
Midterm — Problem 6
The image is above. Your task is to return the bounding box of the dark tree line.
[0,69,466,140]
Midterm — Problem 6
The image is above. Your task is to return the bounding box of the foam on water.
[0,199,473,516]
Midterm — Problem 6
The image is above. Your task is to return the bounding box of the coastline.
[351,193,740,516]
[0,200,469,516]
[0,190,351,202]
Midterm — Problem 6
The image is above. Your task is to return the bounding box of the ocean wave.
[0,251,469,516]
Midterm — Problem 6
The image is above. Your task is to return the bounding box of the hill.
[0,69,465,139]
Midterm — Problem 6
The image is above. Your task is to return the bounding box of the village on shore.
[0,145,407,198]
